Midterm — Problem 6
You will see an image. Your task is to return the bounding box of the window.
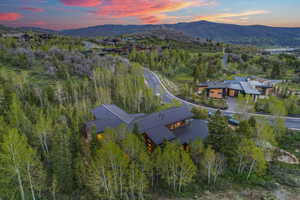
[167,120,186,130]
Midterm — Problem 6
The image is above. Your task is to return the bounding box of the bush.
[192,107,209,120]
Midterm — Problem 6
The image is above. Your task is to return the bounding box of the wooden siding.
[143,134,155,152]
[209,88,224,99]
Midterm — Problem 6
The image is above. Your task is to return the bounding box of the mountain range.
[2,21,300,47]
[61,21,300,47]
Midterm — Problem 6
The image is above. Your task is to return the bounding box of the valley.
[0,23,300,200]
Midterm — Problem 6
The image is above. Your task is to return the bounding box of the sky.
[0,0,299,30]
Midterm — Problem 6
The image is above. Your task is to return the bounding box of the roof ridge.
[102,104,132,124]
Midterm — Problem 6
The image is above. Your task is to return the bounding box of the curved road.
[144,69,300,130]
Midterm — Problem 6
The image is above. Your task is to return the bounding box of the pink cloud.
[97,0,196,17]
[0,13,23,21]
[140,15,165,24]
[93,0,214,24]
[194,10,270,23]
[60,0,101,7]
[22,7,45,12]
[32,21,47,26]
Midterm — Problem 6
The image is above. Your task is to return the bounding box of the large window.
[167,120,186,130]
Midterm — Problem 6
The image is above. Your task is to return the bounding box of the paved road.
[144,69,300,130]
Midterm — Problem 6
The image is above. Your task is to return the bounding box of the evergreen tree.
[206,111,231,152]
[236,120,255,138]
[189,138,204,167]
[271,61,281,78]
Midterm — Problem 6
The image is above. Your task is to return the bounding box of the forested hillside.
[0,33,163,199]
[0,31,300,200]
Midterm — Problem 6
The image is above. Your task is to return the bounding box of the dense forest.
[0,32,300,200]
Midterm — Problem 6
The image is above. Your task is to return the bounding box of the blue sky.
[0,0,299,30]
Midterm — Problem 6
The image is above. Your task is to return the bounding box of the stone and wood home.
[196,76,277,100]
[85,104,209,151]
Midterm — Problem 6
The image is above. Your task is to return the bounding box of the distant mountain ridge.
[19,27,57,34]
[61,21,300,47]
[2,21,300,47]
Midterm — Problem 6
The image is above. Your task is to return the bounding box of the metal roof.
[240,82,261,95]
[234,76,248,82]
[227,83,243,90]
[131,106,193,133]
[85,118,125,133]
[248,80,263,87]
[88,104,141,133]
[146,126,176,145]
[92,104,135,124]
[173,120,209,144]
[86,104,208,145]
[207,82,228,89]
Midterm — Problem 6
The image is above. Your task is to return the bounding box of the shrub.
[192,107,209,120]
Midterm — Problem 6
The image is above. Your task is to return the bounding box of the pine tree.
[206,111,231,152]
[236,120,255,138]
[189,138,204,167]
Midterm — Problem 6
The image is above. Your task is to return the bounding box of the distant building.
[196,76,279,100]
[85,104,209,151]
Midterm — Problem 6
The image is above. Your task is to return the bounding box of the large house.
[85,104,209,151]
[196,76,278,100]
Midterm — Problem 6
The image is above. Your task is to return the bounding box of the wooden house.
[85,104,209,151]
[197,77,263,100]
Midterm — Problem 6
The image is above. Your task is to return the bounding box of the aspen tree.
[157,142,196,192]
[0,129,45,200]
[201,145,216,185]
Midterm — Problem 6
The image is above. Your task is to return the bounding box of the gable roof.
[240,82,261,95]
[202,77,262,94]
[207,82,228,89]
[86,104,208,145]
[85,118,124,133]
[234,76,248,82]
[173,120,209,144]
[92,104,135,124]
[146,126,176,145]
[131,106,193,133]
[88,104,138,133]
[227,83,243,90]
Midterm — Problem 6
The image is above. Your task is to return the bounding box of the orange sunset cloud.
[94,0,215,24]
[195,10,270,23]
[0,13,23,21]
[60,0,102,7]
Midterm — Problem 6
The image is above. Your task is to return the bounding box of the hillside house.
[196,76,279,100]
[85,104,209,151]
